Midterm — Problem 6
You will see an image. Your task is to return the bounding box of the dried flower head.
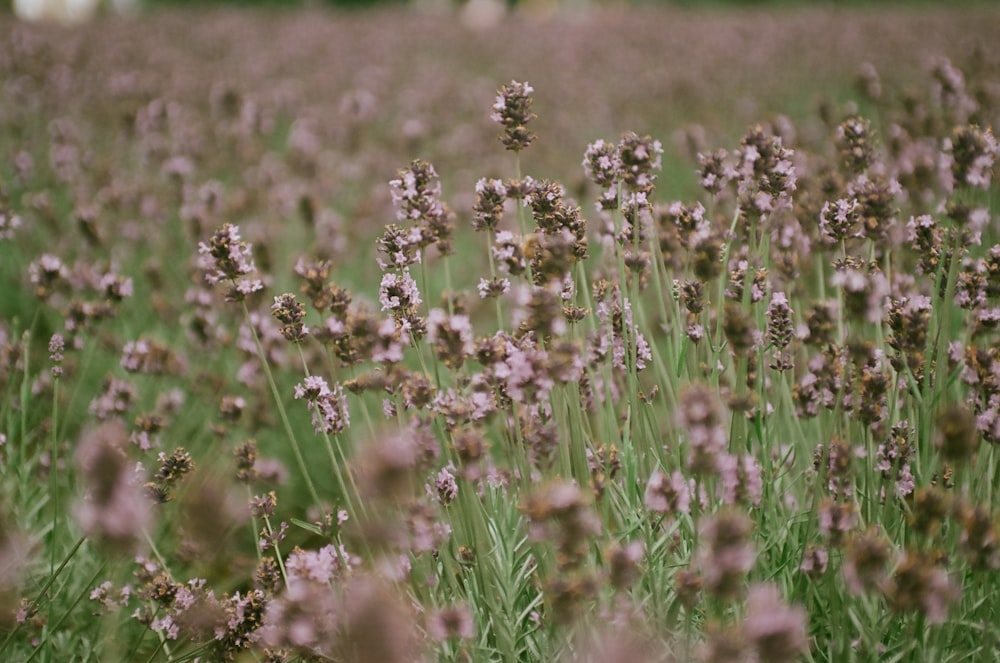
[389,159,453,255]
[817,498,858,547]
[722,303,757,359]
[379,270,422,315]
[799,544,829,578]
[766,291,795,370]
[145,447,195,503]
[831,260,889,325]
[908,487,952,539]
[433,466,458,505]
[875,421,916,499]
[735,125,797,215]
[698,148,733,196]
[522,480,601,570]
[121,338,176,375]
[0,208,22,241]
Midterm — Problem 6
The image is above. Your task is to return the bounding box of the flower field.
[1,4,999,661]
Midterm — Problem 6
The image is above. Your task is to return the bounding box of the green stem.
[24,562,109,663]
[263,515,290,589]
[240,301,322,507]
[0,535,87,656]
[514,153,535,287]
[487,229,505,331]
[295,345,364,522]
[49,376,60,576]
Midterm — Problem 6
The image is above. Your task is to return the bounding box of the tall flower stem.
[241,301,322,508]
[486,229,505,331]
[514,153,535,287]
[49,373,60,576]
[295,344,364,522]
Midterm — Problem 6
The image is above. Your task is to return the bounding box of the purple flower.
[197,223,264,301]
[293,376,350,435]
[743,583,808,663]
[0,210,21,240]
[427,604,475,642]
[379,270,422,312]
[643,468,691,516]
[697,510,756,600]
[473,177,507,232]
[676,383,728,475]
[491,80,536,151]
[285,544,357,584]
[73,420,152,552]
[582,139,620,189]
[426,309,475,369]
[433,466,458,505]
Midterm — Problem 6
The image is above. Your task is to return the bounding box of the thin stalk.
[24,562,109,663]
[0,535,88,656]
[443,253,456,317]
[240,301,322,507]
[712,204,743,384]
[18,330,31,491]
[49,375,60,575]
[514,153,535,286]
[245,485,263,565]
[262,515,290,589]
[486,229,505,331]
[295,345,364,521]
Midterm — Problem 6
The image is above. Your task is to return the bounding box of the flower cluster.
[293,375,350,435]
[197,223,264,301]
[491,80,537,152]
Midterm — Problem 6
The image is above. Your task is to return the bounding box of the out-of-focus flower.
[427,604,475,642]
[697,509,756,601]
[883,549,958,624]
[643,468,691,517]
[74,420,153,553]
[743,583,808,663]
[842,527,893,595]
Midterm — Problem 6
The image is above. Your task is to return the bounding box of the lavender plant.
[1,6,999,663]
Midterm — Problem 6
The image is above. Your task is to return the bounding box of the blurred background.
[3,0,996,25]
